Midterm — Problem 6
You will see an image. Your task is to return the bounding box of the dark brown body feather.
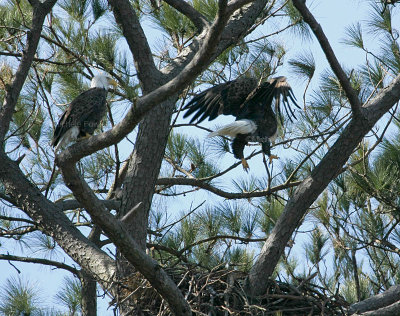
[183,76,299,161]
[51,87,107,148]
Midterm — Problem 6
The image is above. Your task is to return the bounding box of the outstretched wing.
[182,77,258,123]
[51,87,106,147]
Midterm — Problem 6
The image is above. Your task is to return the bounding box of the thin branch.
[178,235,267,255]
[0,51,77,66]
[157,177,301,199]
[0,253,80,276]
[0,215,35,225]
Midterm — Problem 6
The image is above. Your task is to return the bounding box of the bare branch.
[0,253,80,276]
[156,177,301,199]
[0,215,35,225]
[292,0,362,116]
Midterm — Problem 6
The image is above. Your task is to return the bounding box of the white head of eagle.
[51,74,117,152]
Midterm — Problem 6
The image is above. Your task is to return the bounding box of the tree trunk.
[115,97,177,311]
[81,272,97,316]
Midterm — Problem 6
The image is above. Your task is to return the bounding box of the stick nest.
[116,267,349,315]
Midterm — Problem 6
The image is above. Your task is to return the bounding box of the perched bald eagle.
[183,76,299,170]
[51,74,117,152]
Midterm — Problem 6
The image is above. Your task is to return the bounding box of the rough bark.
[119,98,176,248]
[80,272,97,316]
[349,285,400,315]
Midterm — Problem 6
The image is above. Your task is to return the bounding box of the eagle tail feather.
[54,126,80,152]
[207,120,257,138]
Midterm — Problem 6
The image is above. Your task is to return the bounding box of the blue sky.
[0,0,396,314]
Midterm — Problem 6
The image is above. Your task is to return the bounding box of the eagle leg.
[232,134,249,172]
[261,140,279,164]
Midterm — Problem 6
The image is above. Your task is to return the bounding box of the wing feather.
[183,76,299,125]
[268,76,300,123]
[183,77,258,123]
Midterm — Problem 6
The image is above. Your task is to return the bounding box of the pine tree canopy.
[0,0,400,315]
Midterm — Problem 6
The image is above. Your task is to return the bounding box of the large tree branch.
[0,0,57,143]
[163,0,209,32]
[349,285,400,315]
[292,0,362,116]
[0,151,116,289]
[58,162,191,315]
[55,199,120,211]
[247,74,400,296]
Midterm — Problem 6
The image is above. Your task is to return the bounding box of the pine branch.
[57,0,267,163]
[0,151,116,289]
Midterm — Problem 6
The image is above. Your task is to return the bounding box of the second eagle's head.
[90,74,118,90]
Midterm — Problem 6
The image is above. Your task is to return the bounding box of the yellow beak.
[109,78,118,89]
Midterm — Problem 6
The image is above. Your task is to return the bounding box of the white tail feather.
[54,126,80,152]
[207,119,257,138]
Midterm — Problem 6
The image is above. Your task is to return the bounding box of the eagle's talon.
[269,154,279,164]
[241,158,250,172]
[78,132,92,140]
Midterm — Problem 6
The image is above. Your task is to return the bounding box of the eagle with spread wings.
[183,76,299,170]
